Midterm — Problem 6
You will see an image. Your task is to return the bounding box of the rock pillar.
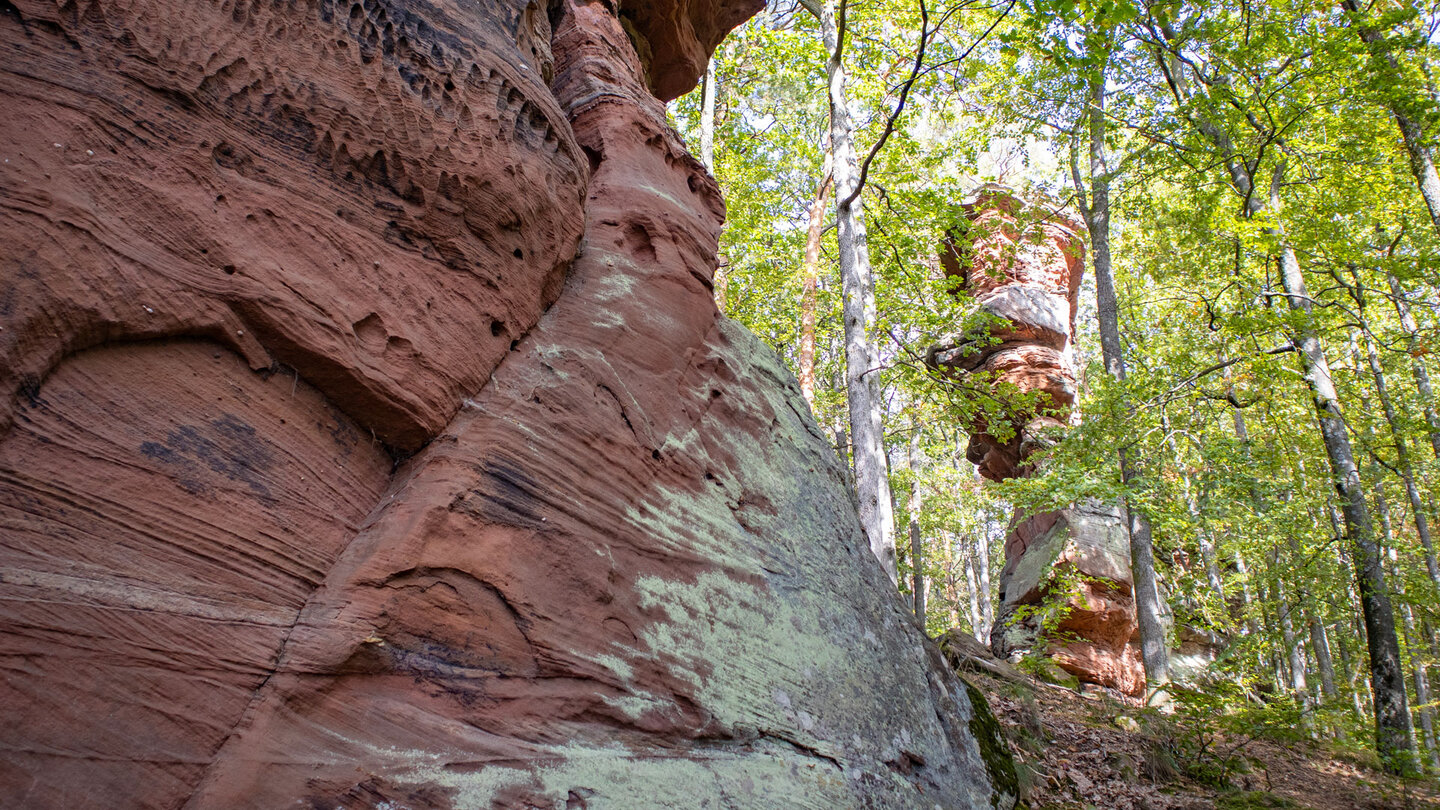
[928,186,1144,695]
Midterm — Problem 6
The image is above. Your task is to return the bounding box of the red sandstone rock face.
[620,0,764,101]
[928,189,1143,696]
[0,342,394,806]
[1,0,589,452]
[993,506,1145,696]
[931,187,1083,482]
[1,0,1015,806]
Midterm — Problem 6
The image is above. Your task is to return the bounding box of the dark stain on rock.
[451,457,545,529]
[322,400,362,455]
[17,374,43,408]
[140,413,276,499]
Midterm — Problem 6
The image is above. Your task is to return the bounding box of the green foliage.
[685,0,1440,771]
[1213,791,1305,810]
[1164,682,1310,789]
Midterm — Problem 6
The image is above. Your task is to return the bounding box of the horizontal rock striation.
[930,186,1083,483]
[1,0,590,452]
[1,0,1017,806]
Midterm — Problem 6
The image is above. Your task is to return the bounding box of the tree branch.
[839,0,930,209]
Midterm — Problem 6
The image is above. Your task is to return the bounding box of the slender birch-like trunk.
[1309,615,1339,702]
[962,543,984,642]
[698,58,728,309]
[941,531,961,629]
[1387,273,1440,458]
[1153,49,1408,739]
[973,522,993,632]
[1285,527,1340,704]
[1377,483,1440,770]
[1399,591,1440,769]
[1165,409,1226,610]
[815,0,896,580]
[700,59,716,171]
[1276,238,1412,768]
[1417,620,1440,772]
[1207,149,1415,768]
[1358,325,1440,592]
[908,431,927,623]
[1271,562,1314,731]
[1341,0,1440,234]
[911,522,925,622]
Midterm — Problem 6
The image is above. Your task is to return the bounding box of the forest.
[667,0,1440,785]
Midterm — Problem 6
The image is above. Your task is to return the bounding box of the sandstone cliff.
[0,0,1015,806]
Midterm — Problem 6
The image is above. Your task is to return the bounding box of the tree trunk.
[1282,282,1413,768]
[1152,45,1417,759]
[1359,325,1440,592]
[1258,160,1413,770]
[817,0,896,581]
[1341,0,1440,235]
[911,521,925,623]
[1155,41,1410,749]
[973,521,993,632]
[1286,529,1340,704]
[962,541,984,641]
[699,58,716,171]
[1195,518,1226,615]
[1418,618,1440,772]
[908,431,927,623]
[1233,549,1262,638]
[1400,598,1440,770]
[1225,404,1282,694]
[1378,501,1440,771]
[1260,583,1292,691]
[799,171,832,411]
[1380,541,1429,758]
[699,58,727,309]
[1386,273,1440,459]
[1272,570,1314,731]
[1309,615,1339,702]
[1165,408,1226,611]
[1070,67,1170,692]
[833,423,853,491]
[712,259,729,311]
[941,530,960,629]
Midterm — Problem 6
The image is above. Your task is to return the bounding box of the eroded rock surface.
[927,188,1143,696]
[990,505,1144,696]
[929,186,1083,483]
[1,0,1016,806]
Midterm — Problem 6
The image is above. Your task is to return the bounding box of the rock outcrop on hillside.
[0,0,1016,806]
[927,188,1143,696]
[990,505,1145,695]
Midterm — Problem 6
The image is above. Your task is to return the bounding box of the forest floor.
[954,640,1440,809]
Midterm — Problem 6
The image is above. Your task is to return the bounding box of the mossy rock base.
[962,677,1021,809]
